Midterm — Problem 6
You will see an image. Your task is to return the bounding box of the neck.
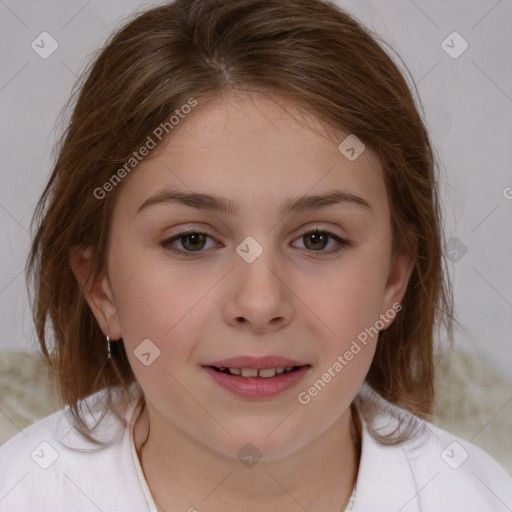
[134,401,361,512]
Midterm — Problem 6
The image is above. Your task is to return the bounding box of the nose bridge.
[227,233,294,331]
[235,234,282,294]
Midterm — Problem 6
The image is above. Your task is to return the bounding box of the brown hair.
[26,0,453,445]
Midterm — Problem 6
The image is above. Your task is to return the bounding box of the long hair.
[26,0,453,445]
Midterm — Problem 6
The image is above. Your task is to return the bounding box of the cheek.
[110,233,205,325]
[108,247,214,368]
[296,246,391,344]
[109,261,211,401]
[293,252,387,421]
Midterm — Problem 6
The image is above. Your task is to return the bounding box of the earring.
[106,334,112,360]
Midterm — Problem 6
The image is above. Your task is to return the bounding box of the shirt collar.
[351,382,423,512]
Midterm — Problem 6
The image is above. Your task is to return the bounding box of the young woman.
[1,0,511,510]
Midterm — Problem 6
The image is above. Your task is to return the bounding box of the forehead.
[113,92,388,220]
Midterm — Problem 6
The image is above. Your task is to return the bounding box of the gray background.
[0,0,511,383]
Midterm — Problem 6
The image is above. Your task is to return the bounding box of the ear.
[69,246,123,340]
[380,246,416,329]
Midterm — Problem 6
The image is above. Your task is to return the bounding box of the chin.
[207,425,310,463]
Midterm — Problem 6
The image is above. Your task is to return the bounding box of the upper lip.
[203,355,309,369]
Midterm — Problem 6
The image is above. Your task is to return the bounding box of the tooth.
[228,368,241,375]
[259,368,277,378]
[284,366,293,372]
[276,367,285,375]
[241,368,259,378]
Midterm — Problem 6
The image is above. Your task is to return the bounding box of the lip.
[202,355,311,399]
[203,355,308,369]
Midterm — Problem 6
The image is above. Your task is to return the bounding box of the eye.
[161,229,219,257]
[291,228,349,254]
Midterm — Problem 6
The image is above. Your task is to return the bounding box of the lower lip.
[203,366,310,399]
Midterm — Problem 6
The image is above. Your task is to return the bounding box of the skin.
[71,91,414,512]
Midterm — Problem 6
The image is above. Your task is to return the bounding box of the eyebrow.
[136,188,371,217]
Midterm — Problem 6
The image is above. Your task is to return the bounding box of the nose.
[223,244,294,333]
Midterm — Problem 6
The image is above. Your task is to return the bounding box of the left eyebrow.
[136,189,372,217]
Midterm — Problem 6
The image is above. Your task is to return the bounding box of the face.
[74,92,413,460]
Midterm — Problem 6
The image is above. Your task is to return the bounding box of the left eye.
[291,229,348,253]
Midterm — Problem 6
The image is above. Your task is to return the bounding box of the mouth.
[202,357,311,398]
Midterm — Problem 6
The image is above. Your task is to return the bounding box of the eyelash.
[160,228,350,258]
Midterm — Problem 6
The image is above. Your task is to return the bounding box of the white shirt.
[0,382,511,511]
